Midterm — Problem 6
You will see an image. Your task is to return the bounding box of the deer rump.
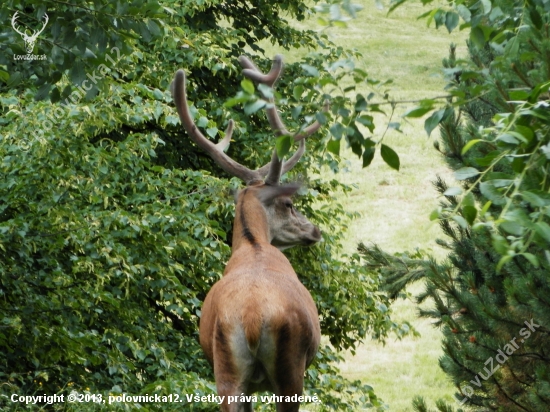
[199,253,320,396]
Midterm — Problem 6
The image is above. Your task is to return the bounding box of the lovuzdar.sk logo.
[11,11,48,61]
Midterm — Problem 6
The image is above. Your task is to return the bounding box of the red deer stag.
[172,55,323,411]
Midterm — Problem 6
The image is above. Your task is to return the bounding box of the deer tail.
[242,305,262,356]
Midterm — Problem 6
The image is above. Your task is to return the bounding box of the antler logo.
[11,12,49,54]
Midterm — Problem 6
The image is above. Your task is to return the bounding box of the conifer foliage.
[362,0,550,410]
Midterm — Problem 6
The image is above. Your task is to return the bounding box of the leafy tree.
[362,0,550,410]
[1,0,407,410]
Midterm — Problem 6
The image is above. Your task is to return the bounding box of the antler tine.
[11,12,26,37]
[257,139,306,182]
[239,55,282,88]
[239,55,289,185]
[263,150,284,186]
[238,55,327,185]
[280,139,306,174]
[215,121,233,152]
[294,100,330,141]
[172,69,262,185]
[239,55,290,138]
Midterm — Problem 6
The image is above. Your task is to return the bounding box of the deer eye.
[284,200,293,209]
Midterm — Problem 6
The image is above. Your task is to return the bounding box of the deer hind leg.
[213,322,256,412]
[271,323,312,412]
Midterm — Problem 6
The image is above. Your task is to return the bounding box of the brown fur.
[199,186,321,412]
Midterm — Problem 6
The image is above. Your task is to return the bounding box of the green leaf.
[293,85,304,100]
[471,26,486,48]
[333,20,348,28]
[356,115,374,132]
[496,255,513,272]
[434,9,446,29]
[147,19,162,36]
[257,84,273,99]
[501,221,523,236]
[380,144,400,171]
[355,94,368,112]
[452,215,468,228]
[461,139,482,155]
[197,116,208,128]
[35,83,52,101]
[456,5,472,22]
[301,64,319,77]
[514,126,534,143]
[291,105,302,120]
[462,192,475,207]
[275,135,292,160]
[403,105,433,118]
[443,187,463,196]
[327,139,341,156]
[362,147,375,168]
[388,122,402,132]
[224,94,250,108]
[153,89,164,100]
[7,72,22,88]
[492,234,509,255]
[480,200,492,216]
[206,127,218,138]
[521,253,539,268]
[504,36,520,58]
[489,6,504,21]
[535,222,550,243]
[480,0,492,15]
[317,17,329,26]
[529,7,543,30]
[330,123,345,140]
[424,109,445,137]
[462,205,477,225]
[0,70,9,84]
[70,61,86,85]
[244,99,266,115]
[521,191,547,207]
[497,133,520,144]
[50,87,61,103]
[241,79,255,94]
[480,181,506,205]
[454,167,479,180]
[429,208,441,221]
[445,11,459,33]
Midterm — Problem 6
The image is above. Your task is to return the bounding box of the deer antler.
[172,70,263,185]
[172,55,326,186]
[239,55,327,185]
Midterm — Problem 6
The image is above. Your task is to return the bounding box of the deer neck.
[231,188,270,252]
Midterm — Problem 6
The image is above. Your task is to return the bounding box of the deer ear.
[257,183,301,205]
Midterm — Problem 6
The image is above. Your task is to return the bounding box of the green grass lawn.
[262,1,468,410]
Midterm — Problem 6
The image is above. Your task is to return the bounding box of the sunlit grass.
[260,1,468,409]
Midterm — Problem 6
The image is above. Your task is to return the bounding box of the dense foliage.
[363,0,550,410]
[0,0,407,410]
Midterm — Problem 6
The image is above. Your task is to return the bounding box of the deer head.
[171,55,324,249]
[11,12,49,54]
